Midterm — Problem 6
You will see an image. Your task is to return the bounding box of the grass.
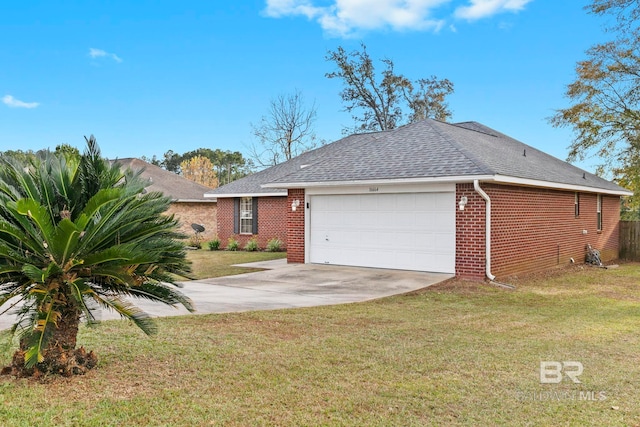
[185,249,287,279]
[1,263,640,425]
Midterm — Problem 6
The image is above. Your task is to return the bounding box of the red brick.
[456,183,620,281]
[216,196,288,250]
[287,189,305,263]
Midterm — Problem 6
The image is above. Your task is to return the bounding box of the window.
[240,197,253,234]
[597,194,602,231]
[574,192,580,217]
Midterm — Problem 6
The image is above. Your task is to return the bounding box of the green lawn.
[185,248,287,279]
[1,263,639,426]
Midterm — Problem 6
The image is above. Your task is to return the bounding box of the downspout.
[474,180,496,281]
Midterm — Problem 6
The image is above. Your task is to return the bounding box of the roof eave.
[489,175,632,196]
[205,192,288,198]
[262,174,632,196]
[173,198,218,203]
[261,175,495,188]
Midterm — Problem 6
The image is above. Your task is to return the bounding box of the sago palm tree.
[0,137,193,377]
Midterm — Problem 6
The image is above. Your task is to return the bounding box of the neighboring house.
[209,119,631,280]
[113,158,217,240]
[204,159,297,249]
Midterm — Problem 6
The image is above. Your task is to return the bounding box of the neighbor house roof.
[113,158,216,202]
[260,119,631,196]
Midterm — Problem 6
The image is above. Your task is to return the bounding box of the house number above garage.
[369,187,379,192]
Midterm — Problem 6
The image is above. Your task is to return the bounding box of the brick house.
[113,158,217,239]
[205,158,304,249]
[212,119,631,280]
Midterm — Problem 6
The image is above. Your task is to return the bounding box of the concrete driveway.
[0,260,452,329]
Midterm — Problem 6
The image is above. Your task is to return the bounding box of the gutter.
[474,180,496,281]
[261,175,631,196]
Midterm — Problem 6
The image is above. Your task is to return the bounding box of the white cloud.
[454,0,533,20]
[264,0,535,35]
[264,0,448,37]
[89,48,123,63]
[2,95,39,109]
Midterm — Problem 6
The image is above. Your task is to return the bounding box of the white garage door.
[309,192,455,273]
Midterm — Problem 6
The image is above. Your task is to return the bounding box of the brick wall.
[287,189,305,263]
[216,196,287,249]
[455,183,487,279]
[456,183,621,280]
[166,202,217,240]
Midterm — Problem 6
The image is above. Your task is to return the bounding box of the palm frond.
[94,296,158,335]
[23,293,61,368]
[127,280,194,312]
[0,137,192,372]
[67,278,99,326]
[49,219,81,266]
[14,198,56,248]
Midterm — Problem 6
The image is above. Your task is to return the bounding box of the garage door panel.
[342,211,361,227]
[329,230,360,245]
[415,252,455,272]
[410,233,437,250]
[360,196,381,210]
[418,211,453,227]
[392,212,415,227]
[359,231,386,246]
[359,212,378,226]
[326,211,345,226]
[310,192,455,273]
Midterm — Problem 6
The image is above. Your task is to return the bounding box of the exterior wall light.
[291,199,300,212]
[458,196,468,211]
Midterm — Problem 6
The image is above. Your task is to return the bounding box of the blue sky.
[0,1,609,172]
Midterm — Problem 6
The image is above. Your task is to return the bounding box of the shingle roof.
[113,158,216,202]
[211,119,630,196]
[205,133,371,197]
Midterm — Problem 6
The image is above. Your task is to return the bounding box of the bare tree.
[326,43,454,133]
[250,90,317,167]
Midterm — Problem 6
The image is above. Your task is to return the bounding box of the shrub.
[266,238,283,252]
[187,236,202,249]
[208,238,221,251]
[244,238,259,252]
[226,237,239,251]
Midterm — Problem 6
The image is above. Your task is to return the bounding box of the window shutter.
[252,197,259,234]
[233,198,240,234]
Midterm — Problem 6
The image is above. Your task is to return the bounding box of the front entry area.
[308,192,455,274]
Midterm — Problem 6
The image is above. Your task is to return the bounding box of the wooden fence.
[620,221,640,260]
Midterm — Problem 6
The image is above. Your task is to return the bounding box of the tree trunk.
[2,303,98,377]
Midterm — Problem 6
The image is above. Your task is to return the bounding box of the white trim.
[490,175,632,196]
[262,174,632,196]
[597,194,603,231]
[173,199,217,203]
[204,192,287,198]
[304,191,310,263]
[239,196,253,234]
[263,175,493,189]
[305,182,455,196]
